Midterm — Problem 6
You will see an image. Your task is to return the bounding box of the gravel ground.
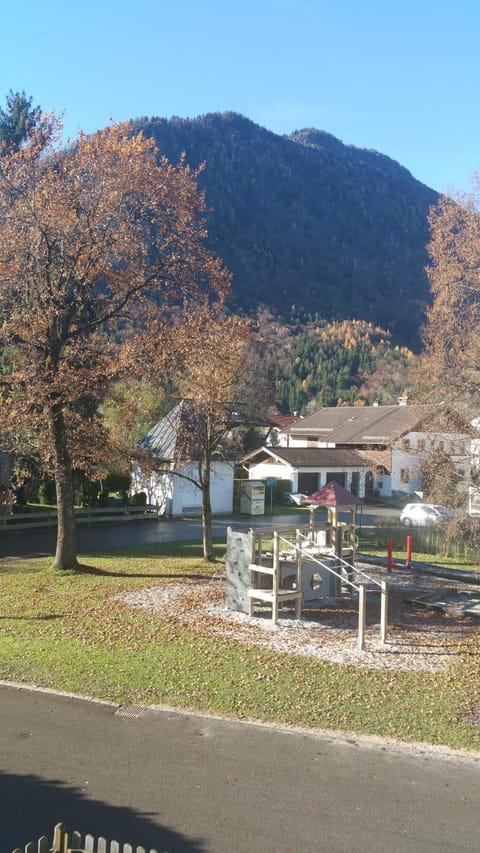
[115,565,480,672]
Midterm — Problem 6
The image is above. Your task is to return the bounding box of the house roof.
[307,481,363,507]
[134,400,260,463]
[135,401,185,461]
[268,413,303,430]
[241,446,368,468]
[286,403,449,444]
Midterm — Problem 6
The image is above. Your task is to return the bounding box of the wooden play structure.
[225,482,388,649]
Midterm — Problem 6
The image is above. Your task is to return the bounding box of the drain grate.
[114,705,147,719]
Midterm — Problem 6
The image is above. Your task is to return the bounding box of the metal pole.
[358,583,366,650]
[380,579,388,644]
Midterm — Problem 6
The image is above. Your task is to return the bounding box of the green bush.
[104,473,131,492]
[72,471,100,507]
[129,491,147,506]
[37,480,56,505]
[97,488,110,507]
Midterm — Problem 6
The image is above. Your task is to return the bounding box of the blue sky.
[2,0,479,193]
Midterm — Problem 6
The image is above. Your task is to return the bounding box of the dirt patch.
[115,566,480,672]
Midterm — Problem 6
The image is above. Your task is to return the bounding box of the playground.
[118,483,480,673]
[117,565,480,673]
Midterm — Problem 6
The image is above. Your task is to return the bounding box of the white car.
[400,503,453,527]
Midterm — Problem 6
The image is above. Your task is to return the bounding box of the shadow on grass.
[74,564,217,581]
[0,771,205,853]
[0,614,64,621]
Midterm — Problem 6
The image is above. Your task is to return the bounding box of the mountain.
[133,112,439,348]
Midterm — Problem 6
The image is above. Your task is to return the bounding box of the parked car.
[279,492,309,506]
[399,503,453,527]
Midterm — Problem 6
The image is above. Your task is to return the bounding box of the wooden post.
[272,530,279,623]
[387,538,393,573]
[52,824,67,853]
[358,583,366,650]
[380,579,388,644]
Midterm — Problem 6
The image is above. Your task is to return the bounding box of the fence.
[0,505,160,531]
[12,823,158,853]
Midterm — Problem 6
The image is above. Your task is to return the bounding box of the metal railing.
[278,529,389,649]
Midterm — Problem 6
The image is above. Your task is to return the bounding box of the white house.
[242,401,473,501]
[280,401,472,500]
[130,401,234,516]
[241,445,369,497]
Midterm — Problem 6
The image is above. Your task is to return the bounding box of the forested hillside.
[134,111,438,348]
[257,312,416,414]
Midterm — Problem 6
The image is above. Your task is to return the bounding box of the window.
[402,438,410,451]
[400,468,410,484]
[417,439,426,452]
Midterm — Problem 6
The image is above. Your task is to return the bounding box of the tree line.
[0,91,478,567]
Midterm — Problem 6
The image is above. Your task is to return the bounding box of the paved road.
[0,505,395,559]
[1,684,479,853]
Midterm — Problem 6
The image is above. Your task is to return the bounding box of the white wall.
[247,461,366,497]
[246,460,295,488]
[391,430,471,495]
[131,461,234,516]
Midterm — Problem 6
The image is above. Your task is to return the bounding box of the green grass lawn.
[1,541,479,751]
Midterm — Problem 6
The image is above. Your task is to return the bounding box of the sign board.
[265,477,278,488]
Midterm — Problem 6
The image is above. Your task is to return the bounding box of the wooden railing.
[0,505,161,531]
[12,823,158,853]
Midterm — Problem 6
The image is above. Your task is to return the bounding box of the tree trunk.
[50,406,78,570]
[201,454,214,562]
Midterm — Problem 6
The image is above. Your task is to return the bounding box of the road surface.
[0,505,394,559]
[1,684,479,853]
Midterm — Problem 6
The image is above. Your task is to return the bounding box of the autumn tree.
[133,302,269,560]
[419,177,480,407]
[422,449,463,507]
[0,116,229,569]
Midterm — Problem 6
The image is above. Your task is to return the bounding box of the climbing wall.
[225,526,253,614]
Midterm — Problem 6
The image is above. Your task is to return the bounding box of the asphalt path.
[0,505,395,559]
[1,684,479,853]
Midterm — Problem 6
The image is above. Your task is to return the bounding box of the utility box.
[240,480,265,515]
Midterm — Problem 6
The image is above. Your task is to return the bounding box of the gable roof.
[307,481,363,507]
[286,403,458,444]
[135,400,262,464]
[241,446,368,468]
[135,401,185,461]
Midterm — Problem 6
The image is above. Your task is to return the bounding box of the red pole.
[405,535,412,569]
[387,538,393,573]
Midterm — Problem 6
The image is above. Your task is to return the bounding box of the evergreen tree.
[0,90,40,152]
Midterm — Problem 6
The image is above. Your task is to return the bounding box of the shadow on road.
[0,770,205,853]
